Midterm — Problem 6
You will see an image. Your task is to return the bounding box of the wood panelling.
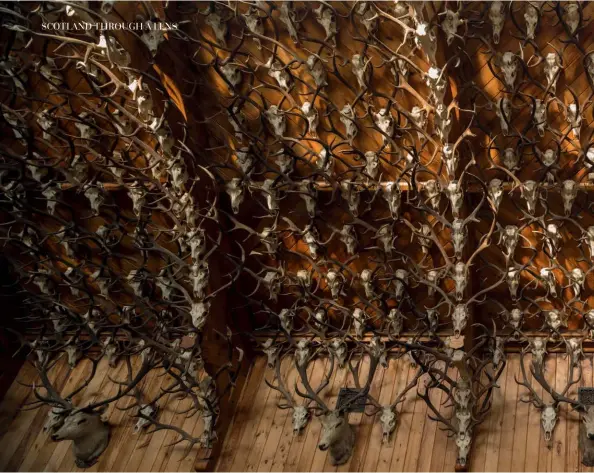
[2,353,594,472]
[216,354,593,472]
[0,357,208,472]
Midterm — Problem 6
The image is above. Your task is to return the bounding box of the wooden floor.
[0,357,207,472]
[216,354,594,472]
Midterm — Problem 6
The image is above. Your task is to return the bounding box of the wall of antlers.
[3,0,594,471]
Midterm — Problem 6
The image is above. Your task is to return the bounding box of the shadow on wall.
[0,256,26,401]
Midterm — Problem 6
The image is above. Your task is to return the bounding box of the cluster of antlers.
[0,0,247,468]
[2,0,594,470]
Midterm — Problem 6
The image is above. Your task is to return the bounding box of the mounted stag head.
[51,407,109,468]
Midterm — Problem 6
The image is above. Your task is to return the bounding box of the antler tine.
[294,352,331,414]
[515,348,545,409]
[530,357,582,408]
[264,352,295,409]
[417,376,457,433]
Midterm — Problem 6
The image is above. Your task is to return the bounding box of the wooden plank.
[283,358,328,472]
[69,358,114,473]
[164,372,207,472]
[151,382,197,473]
[580,355,594,473]
[237,357,281,472]
[0,362,37,441]
[295,358,339,472]
[429,367,456,472]
[350,359,385,472]
[344,356,381,472]
[252,358,297,472]
[28,358,104,473]
[305,363,342,472]
[511,354,531,471]
[6,359,71,472]
[123,366,169,472]
[442,370,460,472]
[177,394,207,473]
[390,362,416,471]
[217,357,266,472]
[417,361,446,472]
[320,363,350,472]
[524,353,543,472]
[552,355,569,472]
[83,359,130,473]
[339,356,370,472]
[361,357,397,472]
[483,354,508,472]
[497,354,519,472]
[402,365,427,472]
[98,360,158,472]
[376,358,407,472]
[538,356,557,472]
[44,359,97,472]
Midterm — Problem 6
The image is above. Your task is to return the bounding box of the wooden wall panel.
[215,354,591,473]
[2,353,593,472]
[0,357,208,472]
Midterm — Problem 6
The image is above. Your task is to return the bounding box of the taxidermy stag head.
[51,407,109,468]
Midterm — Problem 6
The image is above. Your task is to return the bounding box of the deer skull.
[452,262,468,301]
[326,270,344,299]
[488,179,504,211]
[225,178,244,214]
[524,3,539,39]
[339,224,358,256]
[422,179,441,210]
[452,305,469,337]
[521,180,539,214]
[489,1,505,44]
[561,180,578,216]
[500,52,518,88]
[445,180,463,218]
[533,99,547,136]
[382,182,401,218]
[340,105,357,144]
[544,52,561,93]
